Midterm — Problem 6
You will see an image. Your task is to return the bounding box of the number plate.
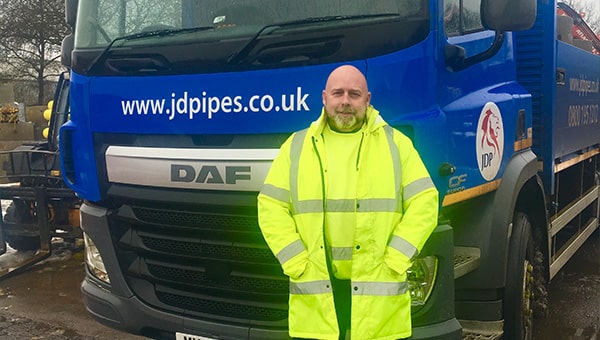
[175,332,216,340]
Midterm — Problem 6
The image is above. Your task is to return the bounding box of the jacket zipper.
[311,135,327,209]
[356,131,365,171]
[312,136,335,275]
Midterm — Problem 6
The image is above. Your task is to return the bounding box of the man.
[257,65,438,340]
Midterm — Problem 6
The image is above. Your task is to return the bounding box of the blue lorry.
[59,0,599,339]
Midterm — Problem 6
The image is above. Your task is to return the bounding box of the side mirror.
[446,0,537,72]
[65,0,78,28]
[61,34,74,68]
[481,0,536,31]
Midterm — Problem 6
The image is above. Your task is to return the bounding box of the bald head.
[325,65,369,93]
[322,65,371,133]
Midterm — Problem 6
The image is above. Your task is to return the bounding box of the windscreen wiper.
[86,26,214,73]
[227,13,399,64]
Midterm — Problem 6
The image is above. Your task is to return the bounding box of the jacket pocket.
[283,250,309,279]
[383,251,411,279]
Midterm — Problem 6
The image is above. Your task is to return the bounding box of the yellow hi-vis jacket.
[258,106,439,340]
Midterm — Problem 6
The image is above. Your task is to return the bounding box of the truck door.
[438,0,523,200]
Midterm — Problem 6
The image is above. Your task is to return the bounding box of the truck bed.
[515,3,600,194]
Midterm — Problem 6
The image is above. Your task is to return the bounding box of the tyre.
[0,227,5,255]
[503,212,535,340]
[3,201,33,224]
[5,235,41,251]
[3,201,41,251]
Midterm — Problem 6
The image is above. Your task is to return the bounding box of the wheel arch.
[490,149,545,285]
[514,174,549,282]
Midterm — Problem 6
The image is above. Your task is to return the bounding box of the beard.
[328,111,363,133]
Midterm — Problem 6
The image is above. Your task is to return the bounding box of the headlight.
[408,256,438,306]
[83,233,110,284]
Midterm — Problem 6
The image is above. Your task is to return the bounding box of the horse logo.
[481,108,501,155]
[476,102,504,181]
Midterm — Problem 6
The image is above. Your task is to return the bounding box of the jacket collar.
[308,105,387,137]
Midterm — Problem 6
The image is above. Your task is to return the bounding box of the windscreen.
[74,0,426,48]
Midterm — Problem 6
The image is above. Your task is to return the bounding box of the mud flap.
[0,187,52,281]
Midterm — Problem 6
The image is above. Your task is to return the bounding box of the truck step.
[454,246,481,279]
[460,320,503,340]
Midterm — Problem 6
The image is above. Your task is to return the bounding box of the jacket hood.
[308,105,388,136]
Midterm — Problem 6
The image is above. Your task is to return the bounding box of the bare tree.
[563,0,600,34]
[0,0,69,104]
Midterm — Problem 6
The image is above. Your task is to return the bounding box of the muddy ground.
[533,231,600,340]
[0,241,144,340]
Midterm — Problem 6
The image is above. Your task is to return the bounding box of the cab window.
[444,0,483,36]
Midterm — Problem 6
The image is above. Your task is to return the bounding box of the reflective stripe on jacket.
[258,106,439,340]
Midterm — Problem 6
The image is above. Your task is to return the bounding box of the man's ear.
[322,90,327,106]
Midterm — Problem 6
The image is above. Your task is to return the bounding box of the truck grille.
[157,292,287,321]
[109,201,289,327]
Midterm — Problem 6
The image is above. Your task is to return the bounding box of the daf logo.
[171,164,251,184]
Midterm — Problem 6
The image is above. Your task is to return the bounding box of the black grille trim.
[140,235,279,263]
[156,291,288,322]
[146,262,289,294]
[133,206,258,231]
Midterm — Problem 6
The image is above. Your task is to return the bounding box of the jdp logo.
[476,102,504,181]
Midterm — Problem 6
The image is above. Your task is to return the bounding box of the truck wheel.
[3,201,34,223]
[3,202,40,251]
[504,212,534,340]
[5,236,40,251]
